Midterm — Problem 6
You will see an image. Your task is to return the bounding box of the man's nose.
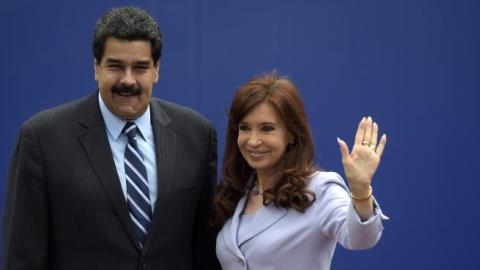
[120,68,136,86]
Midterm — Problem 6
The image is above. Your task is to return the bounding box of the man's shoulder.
[151,97,212,126]
[27,95,93,127]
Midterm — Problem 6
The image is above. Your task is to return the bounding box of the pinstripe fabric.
[123,122,152,247]
[4,93,220,269]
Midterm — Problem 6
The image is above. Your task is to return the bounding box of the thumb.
[337,137,350,162]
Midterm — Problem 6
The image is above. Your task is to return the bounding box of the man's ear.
[154,61,160,83]
[94,59,99,81]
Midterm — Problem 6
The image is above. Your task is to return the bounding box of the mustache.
[111,83,142,95]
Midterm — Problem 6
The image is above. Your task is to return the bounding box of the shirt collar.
[98,92,151,141]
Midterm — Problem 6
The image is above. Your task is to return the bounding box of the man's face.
[95,37,159,120]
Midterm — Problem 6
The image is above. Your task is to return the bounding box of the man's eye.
[107,64,122,69]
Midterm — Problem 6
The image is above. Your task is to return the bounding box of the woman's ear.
[288,133,295,146]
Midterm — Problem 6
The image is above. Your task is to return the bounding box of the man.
[3,7,219,270]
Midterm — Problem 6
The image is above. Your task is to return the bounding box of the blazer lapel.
[223,195,248,259]
[77,93,140,249]
[237,203,287,246]
[143,98,177,251]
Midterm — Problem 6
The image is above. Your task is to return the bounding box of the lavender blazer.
[216,171,388,270]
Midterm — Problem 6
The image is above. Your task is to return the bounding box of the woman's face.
[237,102,292,179]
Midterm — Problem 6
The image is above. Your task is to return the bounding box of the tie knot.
[123,122,138,139]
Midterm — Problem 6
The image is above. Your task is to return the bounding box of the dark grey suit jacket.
[3,93,219,270]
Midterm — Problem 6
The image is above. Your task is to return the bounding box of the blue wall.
[1,0,479,269]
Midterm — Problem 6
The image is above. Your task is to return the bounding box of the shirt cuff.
[352,196,389,225]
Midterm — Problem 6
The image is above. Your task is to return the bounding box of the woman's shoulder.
[307,170,348,194]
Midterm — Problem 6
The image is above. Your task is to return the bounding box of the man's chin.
[115,106,145,120]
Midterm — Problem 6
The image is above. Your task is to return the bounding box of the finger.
[354,117,366,146]
[363,116,373,146]
[371,122,378,147]
[376,134,387,158]
[337,137,350,162]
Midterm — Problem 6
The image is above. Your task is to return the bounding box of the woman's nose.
[247,133,262,146]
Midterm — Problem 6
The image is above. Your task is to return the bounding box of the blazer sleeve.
[191,122,221,270]
[316,172,387,250]
[3,121,49,270]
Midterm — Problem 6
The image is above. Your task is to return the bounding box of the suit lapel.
[237,203,287,246]
[77,93,140,250]
[143,98,177,250]
[223,195,248,259]
[222,193,288,255]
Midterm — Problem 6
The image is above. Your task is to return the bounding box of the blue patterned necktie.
[123,122,152,248]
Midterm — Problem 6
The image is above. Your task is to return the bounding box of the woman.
[213,72,388,270]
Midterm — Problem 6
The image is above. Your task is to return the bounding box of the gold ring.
[362,140,370,146]
[369,145,376,150]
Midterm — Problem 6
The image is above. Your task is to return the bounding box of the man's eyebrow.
[104,58,152,66]
[105,58,123,64]
[135,60,152,66]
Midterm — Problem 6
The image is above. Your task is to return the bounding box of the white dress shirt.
[98,93,158,211]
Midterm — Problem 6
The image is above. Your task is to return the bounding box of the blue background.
[1,0,479,269]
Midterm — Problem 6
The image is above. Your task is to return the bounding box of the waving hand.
[337,116,387,198]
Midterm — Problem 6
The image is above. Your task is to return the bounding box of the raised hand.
[336,117,387,197]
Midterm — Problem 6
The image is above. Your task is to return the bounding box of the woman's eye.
[238,125,250,131]
[262,125,274,132]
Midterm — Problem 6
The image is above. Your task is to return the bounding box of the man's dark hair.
[93,7,162,63]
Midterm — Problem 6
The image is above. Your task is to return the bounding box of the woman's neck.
[256,172,274,190]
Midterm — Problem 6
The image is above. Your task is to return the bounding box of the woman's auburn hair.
[212,71,319,231]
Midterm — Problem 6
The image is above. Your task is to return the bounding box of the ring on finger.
[369,144,376,150]
[362,140,370,146]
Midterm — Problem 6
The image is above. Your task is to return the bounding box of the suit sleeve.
[191,122,220,270]
[316,172,387,250]
[3,121,49,270]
